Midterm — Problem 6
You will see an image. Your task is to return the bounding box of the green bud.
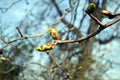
[87,3,96,13]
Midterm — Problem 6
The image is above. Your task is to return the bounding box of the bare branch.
[106,16,120,26]
[46,51,70,79]
[0,0,23,13]
[88,13,120,27]
[1,28,49,50]
[16,27,23,37]
[56,27,104,44]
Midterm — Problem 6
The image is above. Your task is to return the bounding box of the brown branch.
[106,16,120,26]
[88,13,105,26]
[55,27,104,44]
[89,13,120,27]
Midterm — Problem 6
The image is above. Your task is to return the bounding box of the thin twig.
[0,57,49,74]
[55,27,104,44]
[47,51,61,67]
[21,62,49,69]
[16,27,23,37]
[46,51,70,79]
[1,29,49,50]
[89,13,120,27]
[52,0,76,26]
[0,58,16,73]
[106,16,120,26]
[0,66,16,74]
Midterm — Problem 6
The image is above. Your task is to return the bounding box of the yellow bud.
[36,43,56,52]
[49,26,59,40]
[0,57,8,61]
[101,10,112,15]
[101,10,115,19]
[36,44,47,51]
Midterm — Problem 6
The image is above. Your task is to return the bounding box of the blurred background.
[0,0,120,80]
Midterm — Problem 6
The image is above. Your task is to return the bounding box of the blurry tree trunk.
[74,0,107,79]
